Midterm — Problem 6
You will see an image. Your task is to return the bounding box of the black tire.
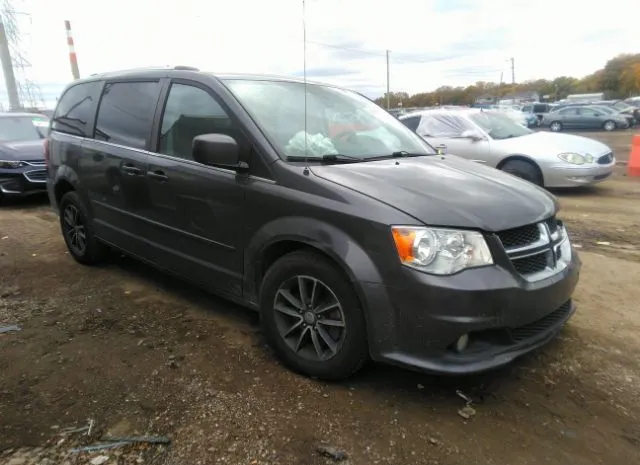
[549,121,562,132]
[501,159,543,186]
[602,120,616,132]
[259,250,368,380]
[59,191,108,265]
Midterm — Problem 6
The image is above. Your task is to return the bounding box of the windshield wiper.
[362,151,432,161]
[391,150,432,157]
[285,154,363,164]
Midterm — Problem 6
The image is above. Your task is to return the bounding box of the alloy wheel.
[550,122,561,132]
[273,275,347,362]
[63,204,87,255]
[604,121,615,131]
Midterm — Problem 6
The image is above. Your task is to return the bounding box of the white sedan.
[399,109,615,188]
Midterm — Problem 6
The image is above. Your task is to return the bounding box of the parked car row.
[540,105,632,132]
[9,69,625,382]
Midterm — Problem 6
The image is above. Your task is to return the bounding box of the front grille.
[22,159,46,166]
[509,301,572,343]
[512,252,550,275]
[496,224,540,248]
[24,169,47,182]
[598,152,613,164]
[496,216,568,281]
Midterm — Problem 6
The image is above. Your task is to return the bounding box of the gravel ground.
[1,130,639,465]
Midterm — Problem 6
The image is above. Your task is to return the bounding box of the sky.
[0,0,638,108]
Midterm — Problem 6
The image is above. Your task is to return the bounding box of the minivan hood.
[0,140,45,161]
[311,155,557,232]
[497,131,611,158]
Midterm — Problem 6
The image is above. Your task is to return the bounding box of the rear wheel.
[549,121,563,132]
[603,120,616,131]
[59,191,108,265]
[500,159,543,186]
[259,250,368,380]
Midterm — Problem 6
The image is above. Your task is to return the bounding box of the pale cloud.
[0,0,638,108]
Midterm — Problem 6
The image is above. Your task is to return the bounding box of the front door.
[557,107,580,129]
[142,81,246,297]
[419,114,484,161]
[82,80,162,258]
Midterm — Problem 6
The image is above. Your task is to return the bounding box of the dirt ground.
[1,129,639,465]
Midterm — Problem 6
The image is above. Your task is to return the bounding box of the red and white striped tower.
[64,20,80,80]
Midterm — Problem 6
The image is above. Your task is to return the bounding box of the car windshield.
[0,116,48,142]
[612,101,634,111]
[224,79,433,160]
[469,111,532,140]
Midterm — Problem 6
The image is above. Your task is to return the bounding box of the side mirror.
[192,134,248,173]
[461,130,484,141]
[434,144,447,154]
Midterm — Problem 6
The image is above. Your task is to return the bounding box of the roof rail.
[174,66,199,71]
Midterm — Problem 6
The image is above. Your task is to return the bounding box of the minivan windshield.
[224,79,434,160]
[469,111,532,140]
[0,116,49,142]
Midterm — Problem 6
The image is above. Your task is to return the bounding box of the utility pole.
[0,19,19,110]
[510,57,515,85]
[386,49,390,109]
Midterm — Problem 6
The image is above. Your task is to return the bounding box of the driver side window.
[158,83,246,160]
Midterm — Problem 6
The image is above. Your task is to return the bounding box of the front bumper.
[542,162,615,188]
[0,167,48,197]
[363,249,580,375]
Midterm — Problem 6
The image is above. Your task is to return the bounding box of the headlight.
[391,226,493,275]
[557,152,593,165]
[0,160,26,169]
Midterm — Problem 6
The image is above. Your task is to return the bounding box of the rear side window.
[95,81,161,150]
[400,115,421,132]
[559,108,577,116]
[52,82,101,137]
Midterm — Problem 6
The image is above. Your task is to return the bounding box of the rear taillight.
[43,137,50,166]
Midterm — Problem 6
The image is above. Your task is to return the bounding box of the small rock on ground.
[316,444,348,462]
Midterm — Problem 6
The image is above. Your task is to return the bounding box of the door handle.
[121,163,144,176]
[147,170,168,182]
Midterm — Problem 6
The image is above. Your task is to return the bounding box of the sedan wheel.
[603,120,616,132]
[549,121,562,132]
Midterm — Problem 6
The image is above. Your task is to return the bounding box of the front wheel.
[259,250,368,380]
[501,159,543,186]
[603,120,616,131]
[549,121,563,132]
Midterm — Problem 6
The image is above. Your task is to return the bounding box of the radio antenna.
[302,0,309,173]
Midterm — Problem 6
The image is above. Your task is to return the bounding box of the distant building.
[500,91,540,105]
[475,93,496,104]
[565,92,604,102]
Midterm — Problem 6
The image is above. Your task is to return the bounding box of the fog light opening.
[455,333,469,352]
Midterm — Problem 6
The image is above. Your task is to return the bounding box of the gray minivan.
[46,67,580,379]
